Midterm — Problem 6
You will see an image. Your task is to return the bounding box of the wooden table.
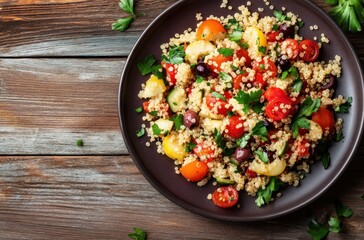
[1,0,363,239]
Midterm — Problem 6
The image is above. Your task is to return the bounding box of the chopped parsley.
[334,129,344,142]
[236,133,251,148]
[254,149,269,163]
[291,117,311,138]
[196,76,204,83]
[335,199,353,218]
[148,111,158,117]
[307,219,330,240]
[211,91,227,101]
[226,18,243,42]
[274,10,291,22]
[112,0,136,32]
[76,139,84,147]
[294,97,321,120]
[170,114,183,131]
[214,128,235,156]
[218,72,233,82]
[328,216,342,233]
[281,66,299,80]
[185,142,197,153]
[128,227,146,240]
[335,96,352,113]
[162,45,186,64]
[292,78,303,93]
[218,47,234,57]
[258,46,267,54]
[234,89,263,113]
[137,55,162,78]
[136,128,145,138]
[152,123,168,136]
[255,177,282,207]
[135,107,143,113]
[326,0,364,32]
[251,121,268,141]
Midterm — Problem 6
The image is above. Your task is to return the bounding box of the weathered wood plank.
[0,58,126,154]
[0,155,362,239]
[0,0,178,57]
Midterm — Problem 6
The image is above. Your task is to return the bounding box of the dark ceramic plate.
[118,0,364,221]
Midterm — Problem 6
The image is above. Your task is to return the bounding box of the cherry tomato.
[267,31,281,42]
[180,160,208,182]
[205,91,233,116]
[232,72,248,89]
[196,19,227,41]
[264,87,288,102]
[193,142,215,162]
[253,72,266,88]
[281,38,299,60]
[225,115,245,139]
[245,168,257,178]
[265,96,293,121]
[212,186,239,208]
[207,54,233,73]
[297,138,310,158]
[162,61,177,86]
[299,39,320,62]
[311,107,335,134]
[235,48,252,67]
[253,58,277,87]
[142,101,150,113]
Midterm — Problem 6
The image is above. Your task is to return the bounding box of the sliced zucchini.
[167,87,186,112]
[276,140,288,156]
[215,177,235,185]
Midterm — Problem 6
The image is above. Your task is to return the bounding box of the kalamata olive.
[193,62,211,77]
[234,147,251,162]
[263,119,273,130]
[321,74,335,90]
[183,110,199,129]
[277,56,291,71]
[279,23,295,39]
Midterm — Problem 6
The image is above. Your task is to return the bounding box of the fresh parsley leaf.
[280,71,289,80]
[211,92,227,101]
[321,151,330,169]
[185,142,197,153]
[251,102,264,114]
[272,24,279,31]
[162,45,186,64]
[295,97,321,119]
[255,177,282,207]
[218,48,234,57]
[196,76,204,83]
[119,0,135,16]
[137,55,156,76]
[226,18,243,42]
[170,114,183,131]
[326,0,364,32]
[136,128,145,138]
[128,227,146,240]
[76,139,84,147]
[152,123,163,135]
[281,66,299,80]
[292,78,303,93]
[239,42,249,50]
[335,96,352,113]
[219,72,233,82]
[334,129,344,142]
[255,149,269,163]
[214,128,235,156]
[328,216,342,233]
[234,89,263,113]
[252,121,268,141]
[307,219,330,240]
[291,117,311,138]
[148,111,158,117]
[135,107,143,113]
[237,133,251,148]
[274,10,289,22]
[258,46,267,54]
[112,16,134,32]
[297,20,305,28]
[335,199,353,218]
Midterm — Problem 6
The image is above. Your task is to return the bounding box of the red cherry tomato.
[265,96,293,121]
[225,115,245,139]
[196,19,227,41]
[212,186,239,208]
[207,54,233,73]
[311,107,335,134]
[253,72,266,88]
[246,168,257,178]
[193,142,215,162]
[205,91,233,116]
[142,101,150,113]
[281,38,299,60]
[253,59,277,88]
[299,39,320,62]
[162,61,177,86]
[180,160,208,182]
[267,31,281,42]
[235,48,252,67]
[297,138,310,158]
[264,87,288,102]
[232,72,248,89]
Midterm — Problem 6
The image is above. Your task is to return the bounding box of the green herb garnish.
[218,48,234,57]
[137,55,162,78]
[326,0,364,32]
[136,128,145,138]
[128,227,146,240]
[255,149,269,163]
[255,177,282,207]
[307,219,330,240]
[234,89,263,113]
[335,96,352,113]
[76,139,84,147]
[112,0,136,32]
[162,45,186,64]
[185,142,197,153]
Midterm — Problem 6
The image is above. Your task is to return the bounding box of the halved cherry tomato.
[193,142,215,162]
[245,168,257,178]
[225,115,245,139]
[142,101,150,113]
[196,19,227,41]
[297,138,310,158]
[161,61,177,86]
[212,186,239,208]
[235,48,252,67]
[281,38,299,60]
[265,96,293,121]
[253,58,277,87]
[264,87,287,102]
[180,160,208,182]
[232,71,248,89]
[311,107,335,134]
[267,31,281,42]
[253,72,266,88]
[207,54,233,73]
[205,91,233,116]
[299,39,320,62]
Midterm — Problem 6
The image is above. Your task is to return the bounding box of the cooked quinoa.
[137,3,350,208]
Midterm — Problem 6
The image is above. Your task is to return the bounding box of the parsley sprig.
[137,55,163,78]
[255,177,283,207]
[162,45,186,64]
[112,0,137,32]
[128,227,146,240]
[234,89,263,113]
[326,0,364,32]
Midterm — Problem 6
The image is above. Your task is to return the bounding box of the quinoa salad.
[135,1,352,208]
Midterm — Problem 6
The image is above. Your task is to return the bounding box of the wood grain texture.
[0,156,363,239]
[0,58,126,155]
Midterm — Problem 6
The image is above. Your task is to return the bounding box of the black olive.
[277,56,291,71]
[193,62,211,77]
[234,148,251,162]
[321,74,335,90]
[279,23,295,39]
[183,110,199,129]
